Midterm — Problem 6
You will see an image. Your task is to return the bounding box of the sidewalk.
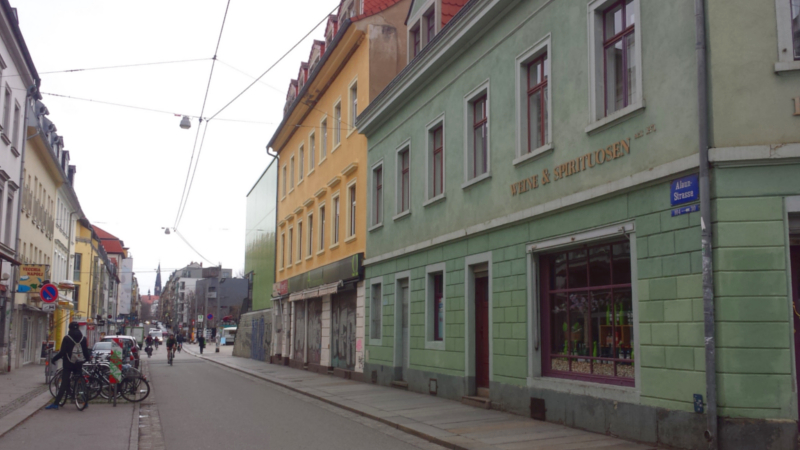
[0,363,52,437]
[183,343,656,450]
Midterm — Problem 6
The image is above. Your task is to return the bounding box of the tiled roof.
[351,0,405,21]
[441,0,469,27]
[141,295,159,305]
[92,225,119,240]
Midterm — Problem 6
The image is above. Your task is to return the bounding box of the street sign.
[207,314,213,320]
[42,303,56,313]
[670,174,699,206]
[671,204,700,217]
[40,283,59,303]
[197,315,204,323]
[109,339,123,384]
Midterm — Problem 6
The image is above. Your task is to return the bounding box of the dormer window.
[411,24,421,57]
[425,8,436,44]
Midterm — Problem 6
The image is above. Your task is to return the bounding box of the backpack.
[66,335,86,364]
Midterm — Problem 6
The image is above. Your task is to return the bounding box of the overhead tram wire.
[174,119,210,227]
[173,229,216,266]
[173,0,232,231]
[1,57,212,78]
[172,6,338,230]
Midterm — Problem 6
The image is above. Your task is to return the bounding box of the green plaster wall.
[245,162,278,311]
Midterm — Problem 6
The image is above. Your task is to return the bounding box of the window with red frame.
[412,26,421,57]
[431,126,443,198]
[425,10,436,44]
[373,166,382,225]
[603,0,636,116]
[432,273,444,341]
[540,240,634,386]
[399,148,410,213]
[471,96,488,179]
[527,54,548,152]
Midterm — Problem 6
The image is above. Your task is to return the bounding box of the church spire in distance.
[154,263,162,296]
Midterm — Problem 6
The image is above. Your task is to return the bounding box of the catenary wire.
[1,57,212,78]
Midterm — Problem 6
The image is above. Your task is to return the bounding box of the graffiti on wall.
[232,309,272,362]
[331,293,356,370]
[293,301,306,363]
[307,299,322,365]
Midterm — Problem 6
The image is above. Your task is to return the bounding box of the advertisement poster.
[17,265,50,293]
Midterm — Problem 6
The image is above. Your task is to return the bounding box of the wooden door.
[475,276,490,389]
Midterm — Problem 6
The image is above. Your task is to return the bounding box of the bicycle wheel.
[57,379,69,407]
[49,369,62,397]
[73,377,89,411]
[120,378,150,402]
[86,376,104,401]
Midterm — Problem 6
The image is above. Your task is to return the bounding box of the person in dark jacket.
[198,335,206,354]
[46,322,91,410]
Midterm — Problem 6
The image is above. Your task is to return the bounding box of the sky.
[14,0,337,295]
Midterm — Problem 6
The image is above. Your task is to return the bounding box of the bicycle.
[55,368,89,411]
[167,346,175,365]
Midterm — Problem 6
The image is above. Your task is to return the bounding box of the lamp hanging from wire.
[179,115,191,129]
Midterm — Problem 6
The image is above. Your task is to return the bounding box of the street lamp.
[179,116,191,130]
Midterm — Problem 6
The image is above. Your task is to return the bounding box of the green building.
[356,0,800,448]
[244,160,279,312]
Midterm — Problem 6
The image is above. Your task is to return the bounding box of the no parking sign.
[40,283,59,303]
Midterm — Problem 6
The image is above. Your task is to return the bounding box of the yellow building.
[269,0,409,378]
[73,219,115,345]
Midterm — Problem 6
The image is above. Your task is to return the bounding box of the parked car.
[149,330,163,343]
[101,335,140,369]
[221,327,237,345]
[91,341,113,359]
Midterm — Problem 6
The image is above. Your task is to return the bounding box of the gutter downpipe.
[6,86,34,372]
[695,0,717,448]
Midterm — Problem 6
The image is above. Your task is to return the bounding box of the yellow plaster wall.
[276,34,370,283]
[73,222,95,321]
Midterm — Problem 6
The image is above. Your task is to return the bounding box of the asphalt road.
[146,350,442,450]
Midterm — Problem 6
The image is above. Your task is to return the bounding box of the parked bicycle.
[54,368,89,411]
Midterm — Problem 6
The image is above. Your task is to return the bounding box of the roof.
[0,0,41,92]
[140,295,159,305]
[92,225,119,241]
[351,0,406,21]
[441,0,469,26]
[92,225,126,254]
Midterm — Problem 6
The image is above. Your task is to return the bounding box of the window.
[433,274,443,340]
[307,214,313,257]
[280,233,286,268]
[541,240,633,386]
[4,193,11,245]
[320,119,328,160]
[424,264,446,348]
[372,164,383,227]
[290,156,295,190]
[370,281,382,341]
[349,82,358,133]
[288,227,293,265]
[73,253,82,281]
[297,221,303,262]
[603,0,636,116]
[309,132,316,169]
[298,146,304,182]
[282,165,287,197]
[334,102,342,147]
[464,82,489,184]
[2,85,10,134]
[528,54,549,151]
[348,184,357,238]
[427,120,445,200]
[332,196,340,245]
[11,102,19,151]
[397,147,410,214]
[319,204,326,250]
[425,9,436,44]
[411,25,421,58]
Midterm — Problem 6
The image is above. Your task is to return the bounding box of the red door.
[791,245,800,429]
[475,276,490,390]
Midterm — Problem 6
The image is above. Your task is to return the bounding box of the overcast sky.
[14,0,336,295]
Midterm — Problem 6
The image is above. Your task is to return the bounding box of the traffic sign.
[42,303,56,313]
[40,283,59,303]
[207,313,213,320]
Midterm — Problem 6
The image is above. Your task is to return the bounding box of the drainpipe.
[695,0,717,448]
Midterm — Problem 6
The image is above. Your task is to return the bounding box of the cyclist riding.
[166,333,177,363]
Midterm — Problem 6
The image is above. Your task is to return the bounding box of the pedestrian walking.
[215,333,221,353]
[46,322,91,410]
[198,335,206,354]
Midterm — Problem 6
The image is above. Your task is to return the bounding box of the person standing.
[198,335,206,354]
[46,322,91,410]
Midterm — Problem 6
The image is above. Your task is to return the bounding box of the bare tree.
[235,269,245,278]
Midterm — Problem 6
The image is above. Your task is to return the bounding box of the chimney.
[68,165,76,186]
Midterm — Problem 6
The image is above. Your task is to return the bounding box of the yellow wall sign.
[18,264,50,293]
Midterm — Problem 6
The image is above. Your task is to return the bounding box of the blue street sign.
[670,174,699,206]
[671,204,700,217]
[40,283,59,303]
[207,314,214,320]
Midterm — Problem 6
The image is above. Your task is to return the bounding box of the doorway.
[475,272,490,393]
[398,279,409,380]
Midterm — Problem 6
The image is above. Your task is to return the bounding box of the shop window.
[425,263,446,349]
[540,240,633,386]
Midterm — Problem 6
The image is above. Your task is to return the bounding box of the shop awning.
[288,281,341,301]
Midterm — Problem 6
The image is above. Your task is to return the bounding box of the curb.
[184,349,470,450]
[128,396,139,450]
[0,390,52,438]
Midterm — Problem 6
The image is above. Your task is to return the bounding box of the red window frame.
[602,0,635,116]
[540,240,634,387]
[425,10,436,44]
[432,126,443,197]
[433,273,444,341]
[527,53,548,152]
[412,26,421,57]
[400,149,410,212]
[472,96,487,178]
[374,167,382,225]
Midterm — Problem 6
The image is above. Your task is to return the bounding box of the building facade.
[270,0,410,378]
[356,0,800,448]
[244,159,278,312]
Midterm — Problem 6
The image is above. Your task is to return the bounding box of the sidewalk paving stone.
[182,343,657,450]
